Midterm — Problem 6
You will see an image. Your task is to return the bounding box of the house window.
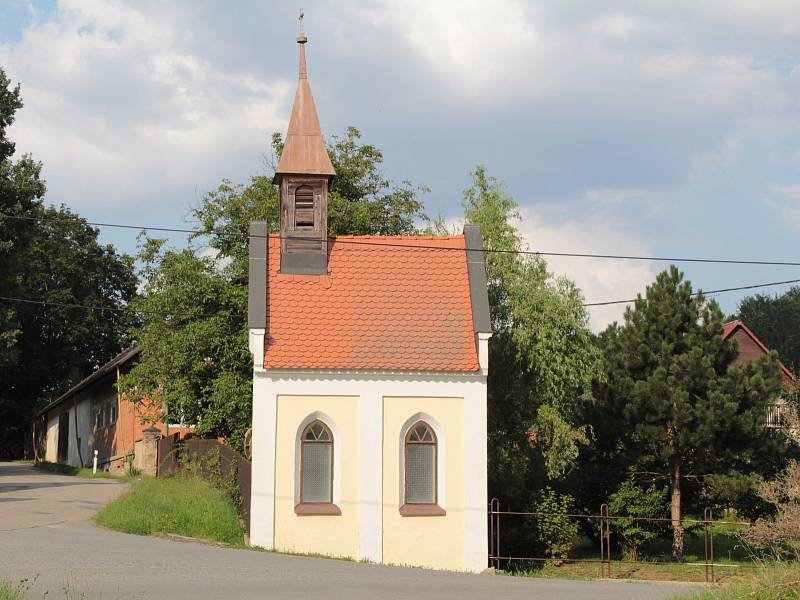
[109,402,118,425]
[94,408,103,431]
[405,421,437,504]
[294,185,315,228]
[300,420,333,503]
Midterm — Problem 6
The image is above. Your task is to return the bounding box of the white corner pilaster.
[463,379,488,572]
[249,372,277,549]
[477,332,491,376]
[248,329,265,369]
[358,390,383,563]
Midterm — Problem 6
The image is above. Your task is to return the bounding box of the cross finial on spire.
[297,8,307,44]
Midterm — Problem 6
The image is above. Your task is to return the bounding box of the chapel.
[247,28,491,572]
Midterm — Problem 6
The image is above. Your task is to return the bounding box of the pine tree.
[600,267,786,560]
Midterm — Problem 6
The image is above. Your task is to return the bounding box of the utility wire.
[584,278,800,307]
[3,212,800,267]
[0,295,241,320]
[2,277,799,315]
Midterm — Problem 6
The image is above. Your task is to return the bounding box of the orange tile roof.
[264,235,480,371]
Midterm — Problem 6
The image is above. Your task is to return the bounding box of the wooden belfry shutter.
[294,185,315,227]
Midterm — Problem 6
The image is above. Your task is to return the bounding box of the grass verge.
[33,461,123,479]
[94,473,245,546]
[670,562,800,599]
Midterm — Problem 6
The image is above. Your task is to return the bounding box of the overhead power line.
[2,277,799,317]
[583,278,800,307]
[3,212,800,267]
[0,295,240,320]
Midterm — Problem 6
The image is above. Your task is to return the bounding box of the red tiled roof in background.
[264,235,480,371]
[722,320,795,382]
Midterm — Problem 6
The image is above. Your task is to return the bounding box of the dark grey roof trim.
[35,345,140,418]
[463,224,492,334]
[248,221,268,328]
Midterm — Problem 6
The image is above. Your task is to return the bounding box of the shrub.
[532,487,579,563]
[742,460,800,558]
[608,479,668,560]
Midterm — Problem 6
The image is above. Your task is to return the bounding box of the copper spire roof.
[275,34,336,178]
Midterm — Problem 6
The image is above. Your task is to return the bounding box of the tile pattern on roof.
[264,235,479,371]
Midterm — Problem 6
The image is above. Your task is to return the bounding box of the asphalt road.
[0,462,700,599]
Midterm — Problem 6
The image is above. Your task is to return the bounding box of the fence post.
[599,503,611,578]
[488,498,501,571]
[703,508,714,583]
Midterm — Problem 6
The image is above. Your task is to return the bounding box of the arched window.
[294,185,315,228]
[300,420,333,504]
[405,421,437,505]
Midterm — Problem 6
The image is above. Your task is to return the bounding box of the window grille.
[405,422,437,504]
[301,420,333,503]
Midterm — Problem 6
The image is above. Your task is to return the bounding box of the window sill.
[399,504,446,517]
[294,502,342,516]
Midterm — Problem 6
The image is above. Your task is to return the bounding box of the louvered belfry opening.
[294,185,315,227]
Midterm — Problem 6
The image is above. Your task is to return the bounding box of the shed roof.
[35,345,140,417]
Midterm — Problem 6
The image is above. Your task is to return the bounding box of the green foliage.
[608,479,668,560]
[0,68,135,457]
[121,126,427,450]
[674,562,800,600]
[532,487,579,562]
[94,474,245,546]
[595,266,789,560]
[463,165,600,501]
[735,287,800,374]
[0,578,30,600]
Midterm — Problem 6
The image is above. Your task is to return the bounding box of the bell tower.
[274,17,336,275]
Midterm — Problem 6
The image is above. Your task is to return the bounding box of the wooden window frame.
[108,402,118,426]
[401,421,445,517]
[296,420,341,516]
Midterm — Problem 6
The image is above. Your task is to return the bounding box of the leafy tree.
[462,166,601,511]
[0,69,136,457]
[121,127,427,449]
[597,267,788,560]
[735,287,800,375]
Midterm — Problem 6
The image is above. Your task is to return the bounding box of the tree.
[462,166,601,512]
[120,127,427,449]
[598,267,788,560]
[0,69,136,457]
[735,287,800,375]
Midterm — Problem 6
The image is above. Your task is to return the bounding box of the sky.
[1,0,799,331]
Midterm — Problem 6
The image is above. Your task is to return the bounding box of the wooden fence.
[157,434,252,533]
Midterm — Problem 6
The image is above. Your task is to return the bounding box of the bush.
[742,460,800,558]
[608,479,669,560]
[532,487,579,563]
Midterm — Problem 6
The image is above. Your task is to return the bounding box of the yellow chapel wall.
[273,395,360,559]
[382,396,465,571]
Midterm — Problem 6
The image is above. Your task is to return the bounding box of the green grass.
[94,474,245,546]
[0,579,29,600]
[671,562,800,599]
[33,461,124,479]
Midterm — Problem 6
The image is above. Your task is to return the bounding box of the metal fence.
[157,435,252,533]
[488,498,755,583]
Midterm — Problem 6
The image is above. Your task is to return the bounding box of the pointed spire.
[275,14,335,178]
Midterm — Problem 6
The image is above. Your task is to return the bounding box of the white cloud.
[516,207,657,332]
[1,1,290,212]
